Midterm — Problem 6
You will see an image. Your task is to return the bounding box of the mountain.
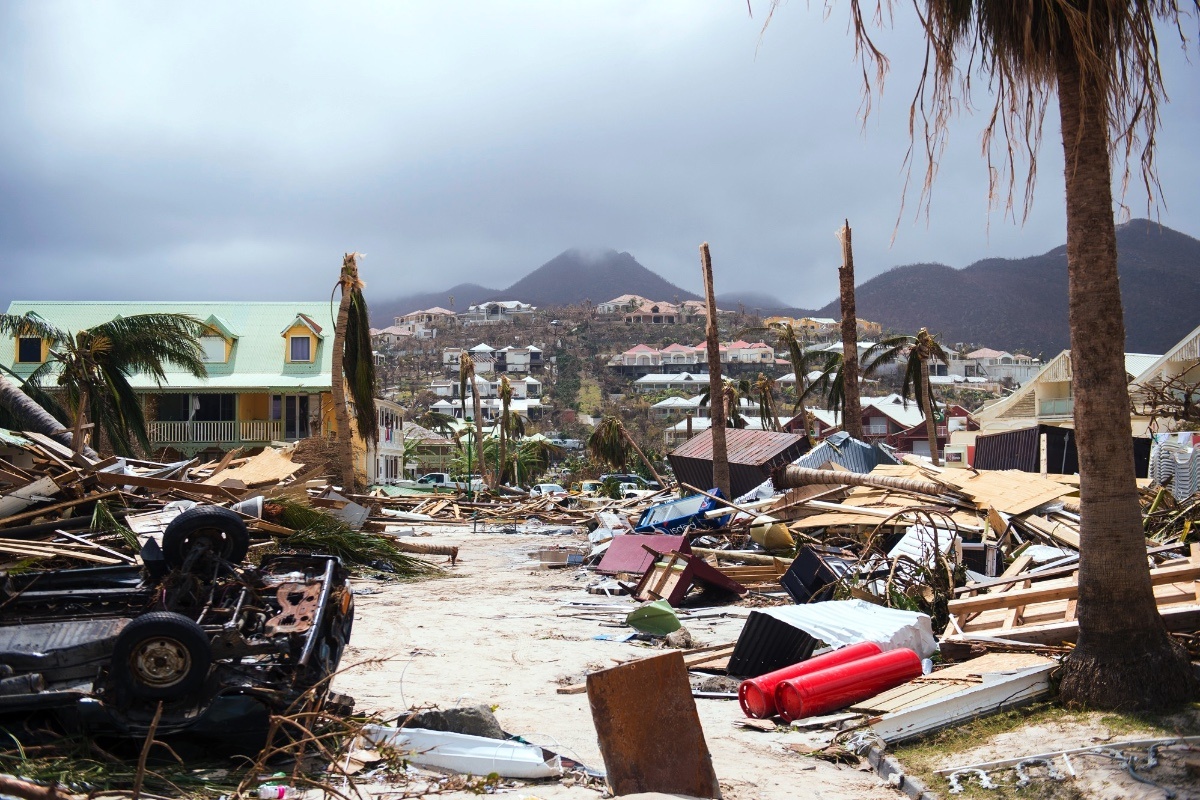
[373,248,699,323]
[814,219,1200,355]
[372,221,1199,355]
[504,249,699,307]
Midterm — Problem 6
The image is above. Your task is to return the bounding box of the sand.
[333,524,902,799]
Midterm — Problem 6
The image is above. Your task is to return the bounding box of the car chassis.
[0,506,355,745]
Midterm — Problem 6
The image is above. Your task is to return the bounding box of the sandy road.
[333,524,903,800]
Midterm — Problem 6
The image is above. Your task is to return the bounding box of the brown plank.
[950,560,1200,616]
[93,471,242,498]
[586,651,721,798]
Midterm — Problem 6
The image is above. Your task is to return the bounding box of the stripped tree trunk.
[919,356,941,467]
[773,465,945,497]
[332,254,356,490]
[0,375,96,457]
[71,386,89,456]
[700,243,731,497]
[471,376,485,490]
[1053,47,1195,709]
[836,221,864,440]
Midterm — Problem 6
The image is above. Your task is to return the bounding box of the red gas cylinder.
[737,641,882,718]
[774,648,923,722]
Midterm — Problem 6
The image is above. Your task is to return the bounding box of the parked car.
[0,506,355,750]
[600,473,662,491]
[529,483,567,497]
[578,479,604,496]
[618,482,657,500]
[407,472,485,492]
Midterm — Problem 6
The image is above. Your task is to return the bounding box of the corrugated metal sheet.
[792,431,900,474]
[668,428,810,499]
[727,610,819,677]
[974,426,1151,478]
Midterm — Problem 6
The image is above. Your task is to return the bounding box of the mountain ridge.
[372,219,1200,354]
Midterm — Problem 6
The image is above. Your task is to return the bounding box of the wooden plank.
[94,470,242,498]
[586,652,720,798]
[0,488,122,528]
[949,560,1200,615]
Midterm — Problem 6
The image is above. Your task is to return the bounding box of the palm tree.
[836,220,864,440]
[754,373,783,432]
[457,353,485,490]
[331,253,377,491]
[497,375,513,487]
[699,243,730,497]
[699,379,749,429]
[588,415,628,472]
[863,328,947,466]
[588,414,665,485]
[770,0,1199,709]
[415,410,457,438]
[764,321,823,443]
[0,312,207,456]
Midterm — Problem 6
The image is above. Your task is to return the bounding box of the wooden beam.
[93,471,242,499]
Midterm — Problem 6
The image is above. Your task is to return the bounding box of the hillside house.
[596,295,650,314]
[443,343,543,375]
[458,300,535,325]
[398,307,456,327]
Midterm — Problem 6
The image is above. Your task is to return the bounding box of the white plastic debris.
[361,725,564,779]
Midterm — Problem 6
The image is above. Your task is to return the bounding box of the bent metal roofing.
[3,301,334,392]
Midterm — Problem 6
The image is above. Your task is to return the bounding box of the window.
[17,337,41,363]
[290,336,311,362]
[200,336,226,363]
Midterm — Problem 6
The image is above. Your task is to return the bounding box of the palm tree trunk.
[700,243,731,497]
[619,422,665,487]
[1054,48,1195,710]
[0,375,96,457]
[72,386,89,456]
[837,221,864,440]
[498,403,509,487]
[791,354,814,445]
[471,382,485,490]
[919,360,940,466]
[332,254,356,491]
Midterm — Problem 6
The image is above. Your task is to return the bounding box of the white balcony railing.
[240,420,283,442]
[150,420,282,445]
[1039,398,1074,417]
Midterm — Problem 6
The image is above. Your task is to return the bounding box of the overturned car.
[0,506,354,748]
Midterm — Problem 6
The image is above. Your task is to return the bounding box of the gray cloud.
[1,1,1197,311]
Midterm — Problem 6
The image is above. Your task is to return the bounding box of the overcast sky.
[2,2,1198,311]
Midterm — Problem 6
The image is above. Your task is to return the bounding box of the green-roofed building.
[3,301,338,457]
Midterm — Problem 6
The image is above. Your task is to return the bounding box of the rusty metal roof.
[670,428,806,465]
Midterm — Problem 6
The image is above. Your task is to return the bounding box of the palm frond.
[89,314,208,382]
[344,288,378,445]
[0,313,65,344]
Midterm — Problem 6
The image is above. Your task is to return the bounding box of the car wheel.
[112,612,212,700]
[162,506,250,569]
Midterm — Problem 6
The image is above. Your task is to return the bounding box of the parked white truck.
[404,473,485,492]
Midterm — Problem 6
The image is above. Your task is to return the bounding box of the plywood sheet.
[202,448,302,488]
[586,651,720,798]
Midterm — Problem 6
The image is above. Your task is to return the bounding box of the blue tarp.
[634,488,731,533]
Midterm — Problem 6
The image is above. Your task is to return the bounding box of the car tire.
[162,506,250,568]
[112,612,212,701]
